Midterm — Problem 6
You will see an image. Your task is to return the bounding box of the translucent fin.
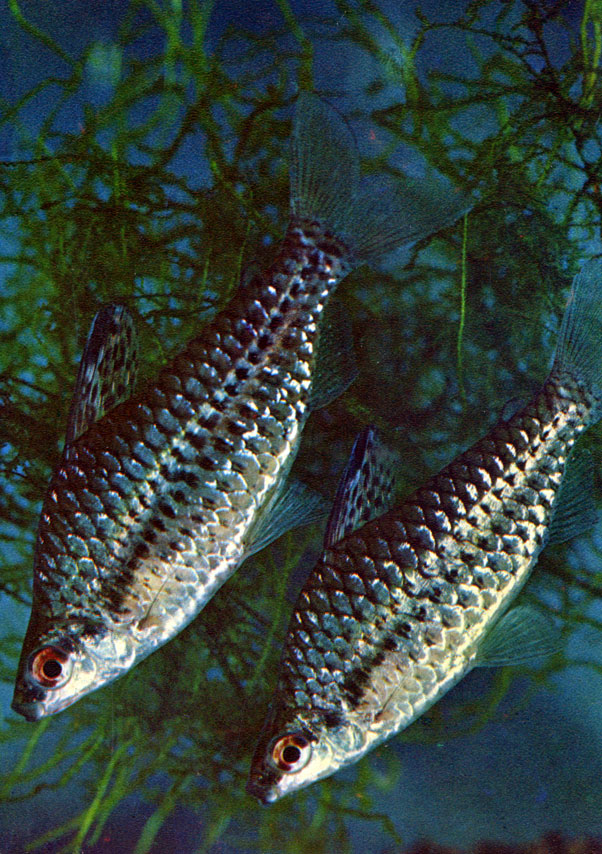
[244,479,328,559]
[553,258,602,416]
[309,301,357,411]
[548,447,598,544]
[291,93,360,238]
[474,605,560,668]
[65,304,139,445]
[324,426,398,548]
[291,93,470,265]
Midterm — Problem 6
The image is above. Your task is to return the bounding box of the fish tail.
[290,93,469,265]
[552,258,602,421]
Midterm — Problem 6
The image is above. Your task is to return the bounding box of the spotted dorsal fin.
[65,304,139,446]
[324,426,398,548]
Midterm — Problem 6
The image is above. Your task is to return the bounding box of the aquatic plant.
[1,0,602,851]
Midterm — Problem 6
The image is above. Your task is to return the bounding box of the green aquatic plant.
[1,0,602,851]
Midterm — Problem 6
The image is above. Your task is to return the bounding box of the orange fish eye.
[269,733,312,773]
[29,646,73,688]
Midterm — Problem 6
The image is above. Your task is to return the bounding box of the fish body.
[247,259,602,803]
[13,94,466,721]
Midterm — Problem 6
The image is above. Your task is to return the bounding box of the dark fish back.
[279,374,591,719]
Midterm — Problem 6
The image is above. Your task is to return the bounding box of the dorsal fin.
[324,426,398,548]
[65,304,139,445]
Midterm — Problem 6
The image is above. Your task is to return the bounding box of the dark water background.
[1,1,602,851]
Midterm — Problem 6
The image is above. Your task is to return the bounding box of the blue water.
[2,1,602,852]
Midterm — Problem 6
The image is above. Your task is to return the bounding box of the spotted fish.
[247,259,602,803]
[12,94,466,721]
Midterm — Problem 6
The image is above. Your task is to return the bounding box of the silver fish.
[12,94,466,721]
[247,258,602,803]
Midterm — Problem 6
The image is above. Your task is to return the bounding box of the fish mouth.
[11,695,46,722]
[245,777,279,805]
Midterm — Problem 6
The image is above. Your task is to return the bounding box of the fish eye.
[269,733,312,773]
[29,645,73,689]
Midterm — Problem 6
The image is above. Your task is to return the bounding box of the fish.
[247,258,602,803]
[12,93,467,721]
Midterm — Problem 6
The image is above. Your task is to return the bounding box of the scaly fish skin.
[13,221,349,721]
[247,260,602,803]
[14,95,467,721]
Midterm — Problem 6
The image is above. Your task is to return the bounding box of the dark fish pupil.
[282,745,301,764]
[43,659,62,679]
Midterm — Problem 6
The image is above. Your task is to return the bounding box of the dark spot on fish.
[383,636,398,651]
[200,412,220,429]
[506,472,516,486]
[154,518,167,532]
[235,365,250,380]
[173,447,187,463]
[280,297,292,314]
[258,333,272,349]
[187,431,206,451]
[158,500,176,519]
[173,489,187,504]
[214,436,234,454]
[226,417,248,436]
[429,585,443,601]
[235,320,255,346]
[160,464,178,482]
[247,350,262,365]
[143,528,157,544]
[397,620,413,638]
[169,540,180,551]
[211,396,228,413]
[343,667,370,706]
[290,281,301,298]
[515,524,530,542]
[181,471,200,489]
[224,382,238,396]
[491,517,509,535]
[199,454,219,471]
[269,313,284,331]
[371,650,385,667]
[134,542,150,558]
[323,710,343,728]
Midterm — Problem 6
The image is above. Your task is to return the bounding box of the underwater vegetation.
[1,0,602,851]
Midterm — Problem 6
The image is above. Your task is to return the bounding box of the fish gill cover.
[0,0,601,852]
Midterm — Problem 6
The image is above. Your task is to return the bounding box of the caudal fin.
[290,93,470,265]
[553,258,602,416]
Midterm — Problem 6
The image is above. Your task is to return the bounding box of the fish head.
[246,702,365,804]
[11,615,137,721]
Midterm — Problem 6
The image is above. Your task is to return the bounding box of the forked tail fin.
[553,258,602,420]
[290,93,470,265]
